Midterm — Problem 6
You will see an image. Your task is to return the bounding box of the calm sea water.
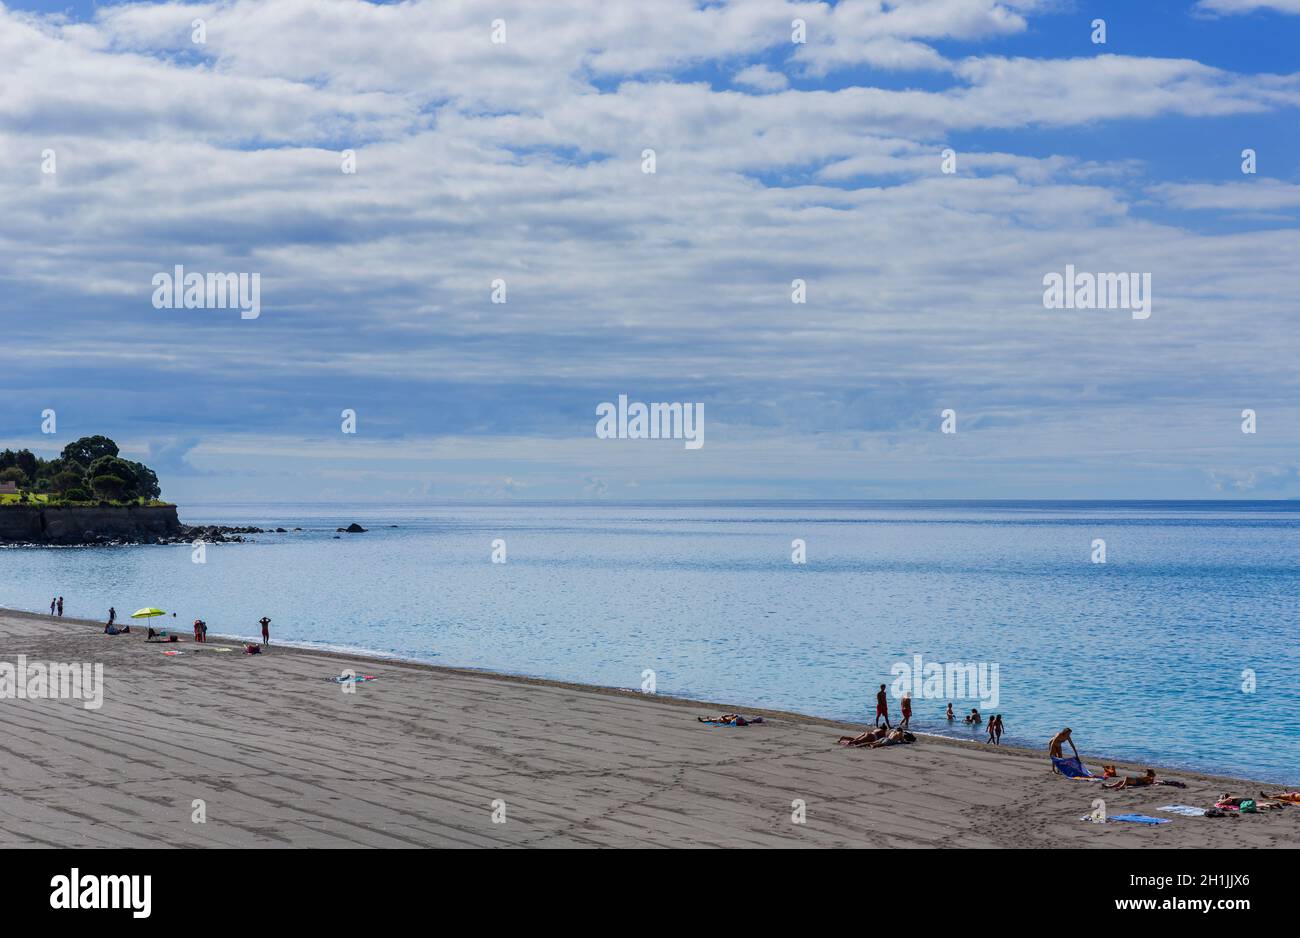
[2,501,1296,782]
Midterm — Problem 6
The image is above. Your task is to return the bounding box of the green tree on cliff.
[61,436,120,468]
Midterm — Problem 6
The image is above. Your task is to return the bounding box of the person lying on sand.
[1103,768,1156,790]
[698,714,763,726]
[1048,728,1079,761]
[103,623,130,635]
[1261,790,1300,804]
[867,728,917,748]
[838,727,888,747]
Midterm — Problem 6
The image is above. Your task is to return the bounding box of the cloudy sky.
[3,0,1300,502]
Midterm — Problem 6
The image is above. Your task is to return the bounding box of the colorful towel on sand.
[700,716,763,726]
[162,650,183,656]
[1158,805,1207,817]
[1053,756,1100,779]
[1109,814,1171,825]
[328,674,376,683]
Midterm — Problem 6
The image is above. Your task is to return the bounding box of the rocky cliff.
[0,504,184,545]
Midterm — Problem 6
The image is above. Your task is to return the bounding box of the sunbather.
[838,727,887,747]
[103,623,130,635]
[868,728,916,748]
[698,713,759,725]
[1261,790,1300,804]
[1104,768,1156,790]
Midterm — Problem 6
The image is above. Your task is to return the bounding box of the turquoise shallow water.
[2,500,1296,783]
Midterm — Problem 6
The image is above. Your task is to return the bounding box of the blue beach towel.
[1053,756,1100,779]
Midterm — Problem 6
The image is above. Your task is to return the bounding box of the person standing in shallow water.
[259,616,271,645]
[50,597,56,615]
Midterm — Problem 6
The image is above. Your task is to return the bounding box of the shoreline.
[1,604,1287,794]
[2,604,1295,847]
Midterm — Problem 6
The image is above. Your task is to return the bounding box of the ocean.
[2,500,1296,782]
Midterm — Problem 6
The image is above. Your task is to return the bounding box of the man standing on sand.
[57,597,63,616]
[107,607,116,628]
[875,684,890,728]
[50,597,56,615]
[1049,727,1079,768]
[260,616,271,645]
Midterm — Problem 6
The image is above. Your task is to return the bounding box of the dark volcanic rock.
[337,523,367,533]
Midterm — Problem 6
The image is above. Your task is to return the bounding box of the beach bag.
[1239,799,1257,813]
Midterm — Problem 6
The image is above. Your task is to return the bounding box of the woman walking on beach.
[900,693,912,729]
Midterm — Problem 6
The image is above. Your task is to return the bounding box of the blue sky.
[3,0,1300,502]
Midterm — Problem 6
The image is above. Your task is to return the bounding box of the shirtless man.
[874,684,890,728]
[1048,727,1079,761]
[868,728,914,748]
[1104,769,1156,790]
[838,726,887,747]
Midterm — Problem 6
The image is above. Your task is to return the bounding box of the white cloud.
[1196,0,1300,15]
[733,64,789,92]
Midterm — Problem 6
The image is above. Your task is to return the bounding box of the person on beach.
[993,714,1004,744]
[868,728,916,748]
[1104,768,1156,790]
[900,693,912,729]
[57,597,63,616]
[963,708,981,725]
[259,616,271,645]
[193,619,204,643]
[875,684,890,728]
[986,716,997,744]
[199,620,208,643]
[1048,728,1079,767]
[945,703,955,721]
[103,621,129,635]
[838,726,888,747]
[50,597,56,616]
[107,606,116,627]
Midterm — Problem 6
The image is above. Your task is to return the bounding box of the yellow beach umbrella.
[131,607,166,620]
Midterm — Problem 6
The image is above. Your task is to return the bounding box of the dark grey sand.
[1,607,1294,848]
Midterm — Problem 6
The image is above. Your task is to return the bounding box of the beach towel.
[1158,805,1207,817]
[328,674,376,683]
[1109,814,1171,825]
[162,650,183,656]
[700,716,763,726]
[1053,756,1101,780]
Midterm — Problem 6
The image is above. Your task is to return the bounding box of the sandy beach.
[0,606,1294,849]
